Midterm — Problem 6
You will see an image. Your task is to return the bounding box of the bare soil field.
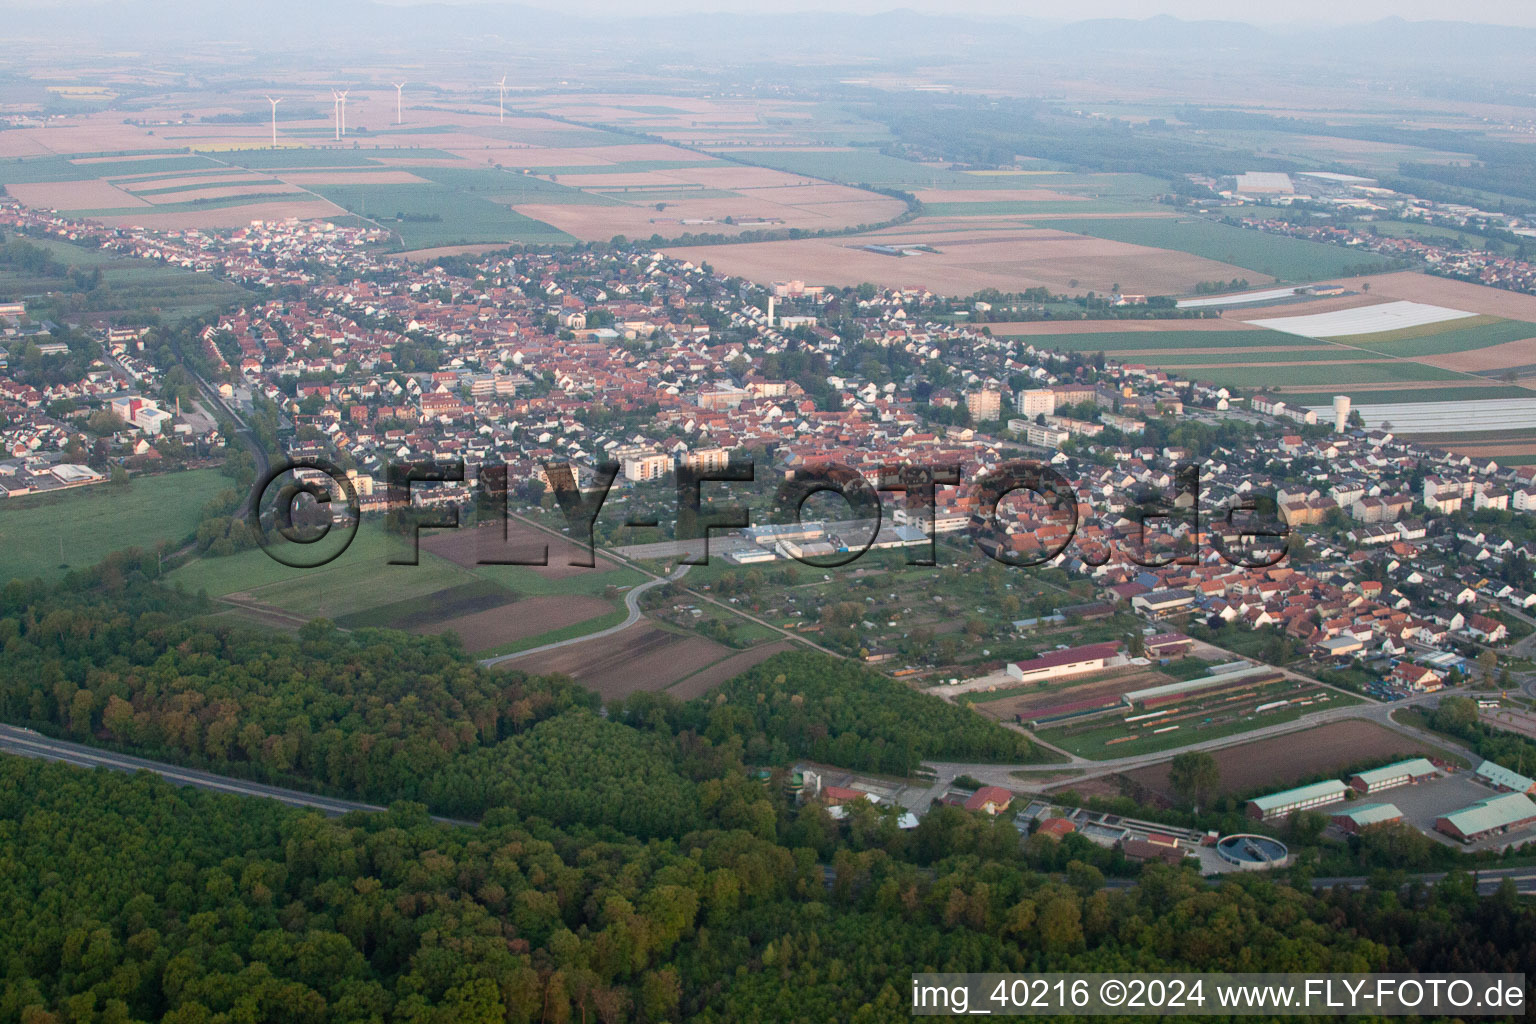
[1115,719,1453,802]
[420,522,617,580]
[993,318,1264,335]
[1418,335,1536,373]
[1332,271,1536,321]
[665,640,796,699]
[515,624,735,698]
[669,230,1253,296]
[6,180,148,210]
[412,594,611,652]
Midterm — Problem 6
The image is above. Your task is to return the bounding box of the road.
[478,562,691,666]
[1314,865,1536,895]
[0,722,483,822]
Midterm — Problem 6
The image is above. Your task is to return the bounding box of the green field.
[997,328,1313,352]
[709,149,973,187]
[407,166,621,205]
[922,199,1150,217]
[0,469,228,583]
[1277,385,1536,405]
[0,238,249,318]
[206,147,458,168]
[1187,360,1469,389]
[1135,348,1371,366]
[75,193,303,217]
[0,155,222,184]
[602,188,741,201]
[1330,318,1536,356]
[128,177,286,196]
[1024,216,1395,283]
[308,183,573,246]
[509,160,719,176]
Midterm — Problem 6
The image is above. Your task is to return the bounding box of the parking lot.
[1357,771,1536,851]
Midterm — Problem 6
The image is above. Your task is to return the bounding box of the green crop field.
[1134,348,1370,366]
[308,183,573,246]
[1277,385,1536,405]
[407,166,621,204]
[1024,216,1395,283]
[921,199,1151,216]
[997,328,1312,352]
[0,154,222,184]
[1190,361,1469,388]
[1331,318,1536,356]
[0,469,228,584]
[511,160,719,176]
[711,149,972,187]
[128,177,286,196]
[207,147,458,168]
[75,192,305,216]
[0,238,249,318]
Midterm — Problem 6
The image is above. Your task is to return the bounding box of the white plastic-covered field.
[1246,300,1476,339]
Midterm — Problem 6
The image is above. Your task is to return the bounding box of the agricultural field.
[1093,719,1463,804]
[1023,216,1396,283]
[508,622,793,700]
[0,469,227,583]
[165,519,637,655]
[0,236,249,318]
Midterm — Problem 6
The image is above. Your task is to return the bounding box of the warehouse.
[1436,792,1536,843]
[1348,758,1438,794]
[1247,779,1350,820]
[1473,759,1536,795]
[1005,642,1122,685]
[1331,802,1403,835]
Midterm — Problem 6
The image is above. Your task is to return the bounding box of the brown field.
[6,180,148,210]
[1331,271,1536,321]
[514,624,736,699]
[419,521,620,580]
[665,640,796,699]
[1271,378,1515,394]
[1440,441,1536,458]
[413,593,611,652]
[994,318,1264,335]
[1116,345,1340,357]
[669,229,1254,297]
[1114,719,1456,802]
[1418,335,1536,373]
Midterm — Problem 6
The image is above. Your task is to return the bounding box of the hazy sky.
[450,0,1536,28]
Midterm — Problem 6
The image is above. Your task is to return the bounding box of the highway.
[0,723,474,826]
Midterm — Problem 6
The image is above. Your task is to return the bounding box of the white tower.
[767,295,775,327]
[1333,394,1351,433]
[393,82,406,125]
[265,96,281,148]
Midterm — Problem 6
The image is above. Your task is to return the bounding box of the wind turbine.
[339,90,350,136]
[393,81,406,125]
[496,75,507,123]
[265,96,281,148]
[331,90,341,140]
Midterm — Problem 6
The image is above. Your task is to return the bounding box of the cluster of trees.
[1428,696,1536,775]
[3,754,1533,1024]
[614,653,1043,775]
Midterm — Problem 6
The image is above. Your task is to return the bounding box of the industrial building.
[1247,779,1350,820]
[1436,793,1536,843]
[1348,758,1438,794]
[1473,760,1536,795]
[1004,642,1122,685]
[1331,802,1403,835]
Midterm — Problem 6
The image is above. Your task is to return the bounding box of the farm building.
[1348,758,1438,794]
[1005,642,1122,685]
[1473,760,1536,795]
[1435,793,1536,843]
[1123,665,1282,710]
[1247,779,1350,820]
[1145,633,1194,658]
[1331,802,1403,835]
